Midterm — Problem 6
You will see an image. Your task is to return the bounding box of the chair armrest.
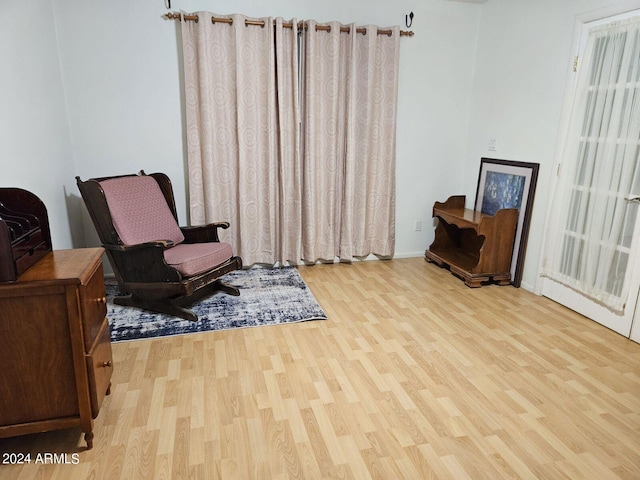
[102,240,175,252]
[181,222,230,243]
[102,241,182,283]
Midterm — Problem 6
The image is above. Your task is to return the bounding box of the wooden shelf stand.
[425,195,518,287]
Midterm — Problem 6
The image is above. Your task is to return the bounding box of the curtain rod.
[164,12,414,37]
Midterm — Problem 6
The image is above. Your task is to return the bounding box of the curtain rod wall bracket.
[405,12,413,28]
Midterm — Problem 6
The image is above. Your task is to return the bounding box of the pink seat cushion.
[100,176,185,246]
[164,242,233,277]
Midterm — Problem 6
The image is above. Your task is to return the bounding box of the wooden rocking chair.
[76,171,242,321]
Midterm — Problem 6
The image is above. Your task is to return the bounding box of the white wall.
[51,0,480,257]
[6,0,629,286]
[463,0,631,290]
[0,0,78,249]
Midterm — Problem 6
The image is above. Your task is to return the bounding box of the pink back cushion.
[100,176,185,246]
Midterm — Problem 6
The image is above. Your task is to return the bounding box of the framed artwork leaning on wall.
[475,157,539,287]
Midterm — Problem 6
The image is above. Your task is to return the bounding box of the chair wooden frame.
[76,171,242,321]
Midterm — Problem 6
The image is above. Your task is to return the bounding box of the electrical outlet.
[414,220,422,231]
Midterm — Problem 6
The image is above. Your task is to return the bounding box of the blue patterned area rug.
[106,266,327,342]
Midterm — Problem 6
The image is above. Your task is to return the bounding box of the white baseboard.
[393,251,425,259]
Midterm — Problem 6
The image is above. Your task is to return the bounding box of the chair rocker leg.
[112,279,239,323]
[175,278,240,307]
[114,294,198,322]
[214,279,240,297]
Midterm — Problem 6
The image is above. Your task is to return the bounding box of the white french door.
[541,10,640,340]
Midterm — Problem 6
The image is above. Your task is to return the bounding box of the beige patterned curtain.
[181,13,400,265]
[181,13,301,266]
[301,21,400,261]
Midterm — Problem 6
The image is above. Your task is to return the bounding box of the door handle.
[624,195,640,203]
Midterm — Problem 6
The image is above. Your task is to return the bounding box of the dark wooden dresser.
[0,248,112,449]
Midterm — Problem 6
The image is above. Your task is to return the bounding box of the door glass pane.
[553,16,640,310]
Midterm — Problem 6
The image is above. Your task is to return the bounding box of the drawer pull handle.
[96,297,107,305]
[102,361,112,368]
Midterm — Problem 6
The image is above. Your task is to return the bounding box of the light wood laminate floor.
[1,258,639,479]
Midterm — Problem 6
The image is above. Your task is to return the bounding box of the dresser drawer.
[80,261,108,350]
[86,318,113,416]
[14,239,50,277]
[11,228,43,259]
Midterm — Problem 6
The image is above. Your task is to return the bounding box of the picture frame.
[474,158,539,287]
